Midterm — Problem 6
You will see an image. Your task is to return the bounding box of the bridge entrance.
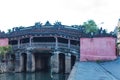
[34,52,52,72]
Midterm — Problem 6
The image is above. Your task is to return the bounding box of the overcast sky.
[0,0,120,32]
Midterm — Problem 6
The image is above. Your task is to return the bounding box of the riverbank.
[0,63,7,73]
[0,61,14,73]
[68,57,120,80]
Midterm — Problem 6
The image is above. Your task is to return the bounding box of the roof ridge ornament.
[44,21,52,26]
[54,21,64,28]
[34,22,42,28]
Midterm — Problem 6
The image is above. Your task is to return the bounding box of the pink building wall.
[0,38,9,46]
[80,37,117,61]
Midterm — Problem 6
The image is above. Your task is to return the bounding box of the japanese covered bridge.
[0,21,116,73]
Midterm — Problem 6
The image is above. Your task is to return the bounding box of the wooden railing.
[12,42,79,52]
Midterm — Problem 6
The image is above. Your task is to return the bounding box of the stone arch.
[21,53,27,72]
[59,53,65,73]
[71,55,76,69]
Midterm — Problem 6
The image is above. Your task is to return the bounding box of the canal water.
[0,72,69,80]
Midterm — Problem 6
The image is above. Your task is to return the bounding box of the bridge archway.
[33,51,52,72]
[59,53,65,73]
[71,55,76,69]
[21,53,27,72]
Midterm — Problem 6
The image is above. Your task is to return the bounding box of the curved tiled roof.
[0,21,116,39]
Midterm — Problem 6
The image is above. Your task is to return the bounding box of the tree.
[118,27,120,32]
[0,45,12,61]
[82,20,98,33]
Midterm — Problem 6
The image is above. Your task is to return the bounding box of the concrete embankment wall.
[68,61,118,80]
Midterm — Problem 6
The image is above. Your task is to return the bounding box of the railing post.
[55,37,58,49]
[18,38,20,48]
[68,39,70,48]
[29,36,33,46]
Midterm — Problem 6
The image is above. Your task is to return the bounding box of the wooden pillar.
[65,53,71,73]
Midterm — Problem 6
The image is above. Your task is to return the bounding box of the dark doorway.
[59,53,65,73]
[71,55,76,69]
[21,53,27,72]
[34,52,51,72]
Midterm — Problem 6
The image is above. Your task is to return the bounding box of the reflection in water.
[0,72,69,80]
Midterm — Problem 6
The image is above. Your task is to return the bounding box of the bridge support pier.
[15,52,21,72]
[27,52,35,72]
[65,53,71,73]
[51,52,59,73]
[31,53,35,72]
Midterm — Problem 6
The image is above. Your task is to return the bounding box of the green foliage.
[118,27,120,32]
[117,42,120,46]
[82,20,99,33]
[0,45,12,56]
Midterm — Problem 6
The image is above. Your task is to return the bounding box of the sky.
[0,0,120,32]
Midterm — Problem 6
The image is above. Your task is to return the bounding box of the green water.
[0,72,69,80]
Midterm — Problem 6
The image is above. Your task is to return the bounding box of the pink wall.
[0,38,8,46]
[80,37,117,61]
